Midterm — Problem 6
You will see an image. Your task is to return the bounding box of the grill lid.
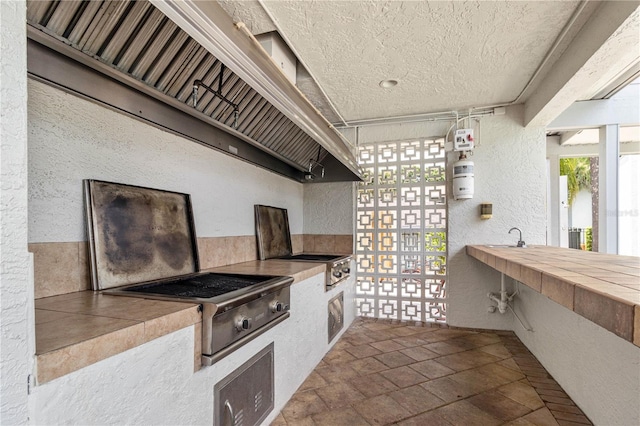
[84,179,199,290]
[254,205,292,260]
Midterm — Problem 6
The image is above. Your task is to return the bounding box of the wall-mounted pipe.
[192,73,240,129]
[488,273,514,314]
[488,275,533,331]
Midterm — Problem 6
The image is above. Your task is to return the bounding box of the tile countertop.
[34,260,327,384]
[466,245,640,348]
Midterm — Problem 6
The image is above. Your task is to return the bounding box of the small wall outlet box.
[480,203,493,219]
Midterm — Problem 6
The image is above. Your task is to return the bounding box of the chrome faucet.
[508,227,526,247]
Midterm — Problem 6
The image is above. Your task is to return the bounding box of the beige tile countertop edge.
[34,261,327,384]
[466,245,640,348]
[36,321,147,384]
[35,303,200,384]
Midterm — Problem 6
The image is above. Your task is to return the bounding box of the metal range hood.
[26,0,361,183]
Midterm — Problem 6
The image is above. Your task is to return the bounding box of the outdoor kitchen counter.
[34,260,326,384]
[34,292,201,384]
[467,245,640,348]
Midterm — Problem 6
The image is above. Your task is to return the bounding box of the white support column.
[598,125,619,253]
[547,154,561,246]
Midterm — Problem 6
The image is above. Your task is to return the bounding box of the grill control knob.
[333,271,343,278]
[235,316,252,332]
[271,301,283,313]
[342,266,351,274]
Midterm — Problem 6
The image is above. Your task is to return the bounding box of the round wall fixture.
[379,79,398,88]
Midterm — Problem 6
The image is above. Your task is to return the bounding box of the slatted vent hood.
[26,0,361,182]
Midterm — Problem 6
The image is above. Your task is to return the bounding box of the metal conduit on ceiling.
[26,0,334,172]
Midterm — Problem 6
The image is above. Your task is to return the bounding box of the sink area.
[486,228,527,248]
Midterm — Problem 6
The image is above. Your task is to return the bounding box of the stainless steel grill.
[254,204,352,291]
[84,180,293,366]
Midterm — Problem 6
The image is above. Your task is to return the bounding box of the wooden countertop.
[466,245,640,347]
[34,260,327,384]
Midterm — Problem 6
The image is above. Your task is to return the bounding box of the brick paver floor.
[271,317,591,425]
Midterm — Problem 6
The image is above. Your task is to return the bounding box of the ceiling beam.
[548,96,640,131]
[590,61,640,99]
[524,1,640,127]
[560,131,581,145]
[546,138,640,156]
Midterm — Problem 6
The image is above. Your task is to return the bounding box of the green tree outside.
[559,157,591,206]
[560,157,596,251]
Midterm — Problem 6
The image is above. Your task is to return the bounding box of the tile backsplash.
[30,234,353,299]
[30,242,90,299]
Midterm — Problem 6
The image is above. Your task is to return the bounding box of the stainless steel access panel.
[328,292,344,343]
[214,343,274,426]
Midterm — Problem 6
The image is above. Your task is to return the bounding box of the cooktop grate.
[124,273,267,298]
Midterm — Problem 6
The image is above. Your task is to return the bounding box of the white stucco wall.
[447,105,547,329]
[354,121,450,145]
[303,181,354,234]
[0,1,32,423]
[514,284,640,425]
[27,80,304,243]
[30,273,356,425]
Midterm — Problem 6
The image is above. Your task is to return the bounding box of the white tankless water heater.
[452,128,475,200]
[453,156,474,200]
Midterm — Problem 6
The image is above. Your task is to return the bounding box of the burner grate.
[124,273,266,298]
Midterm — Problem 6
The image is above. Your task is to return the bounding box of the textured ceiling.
[218,0,582,123]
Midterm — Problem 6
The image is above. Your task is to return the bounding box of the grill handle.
[223,400,235,426]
